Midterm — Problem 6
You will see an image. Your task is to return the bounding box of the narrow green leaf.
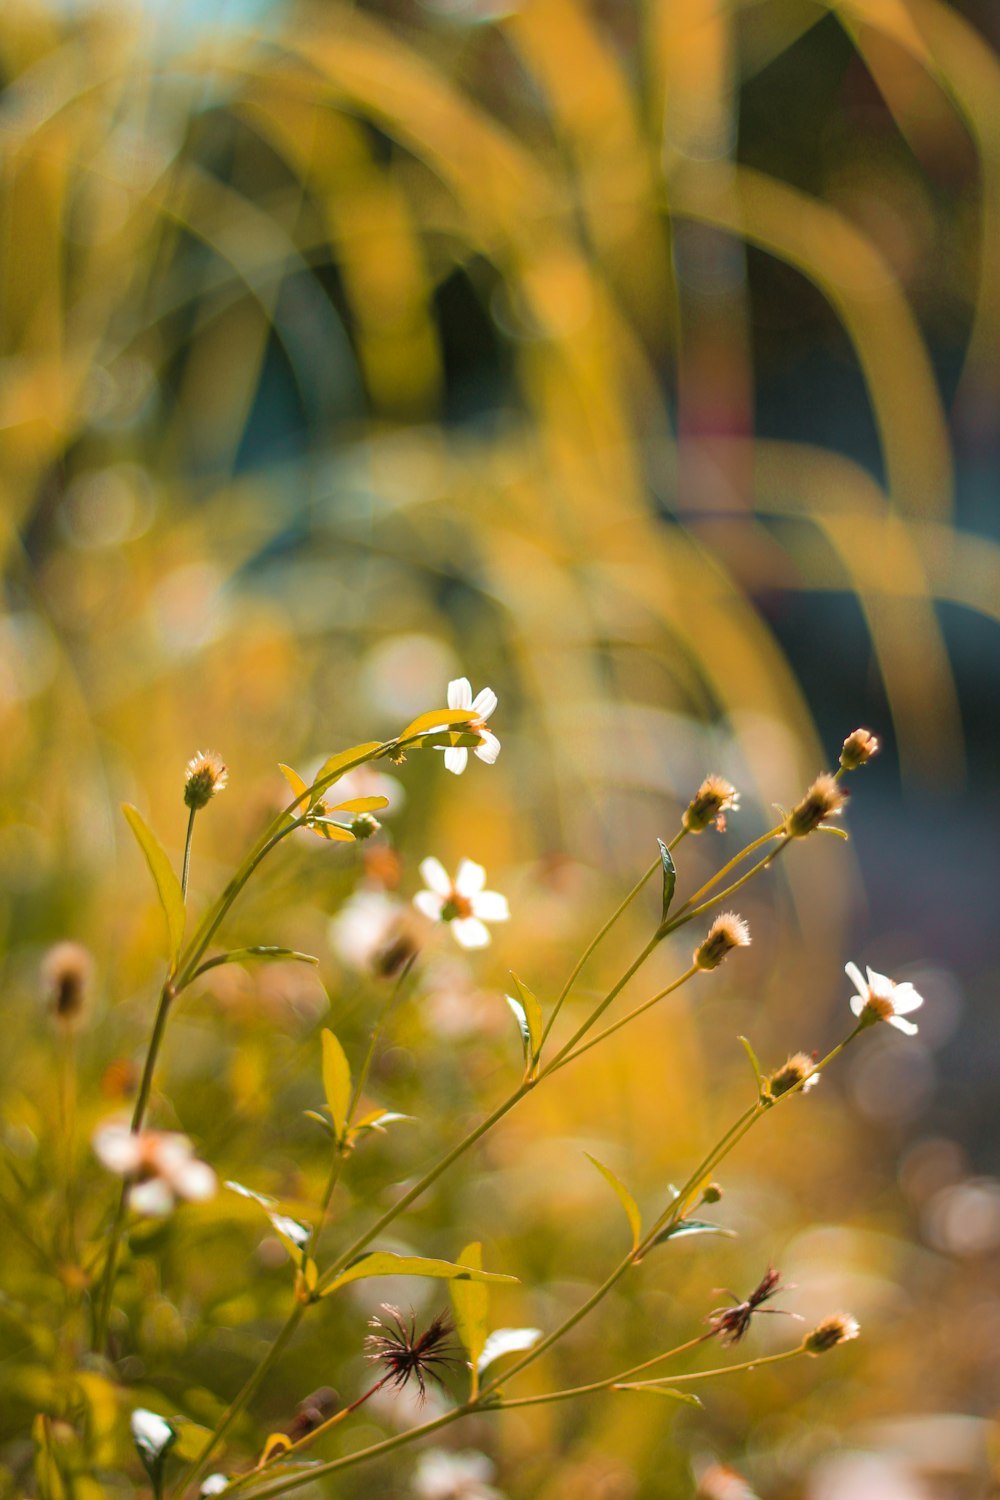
[122,804,186,965]
[315,742,383,791]
[612,1384,703,1407]
[321,1251,518,1296]
[398,709,479,740]
[738,1035,765,1096]
[352,1109,411,1134]
[817,823,850,840]
[477,1327,542,1373]
[585,1153,642,1252]
[404,730,483,750]
[507,973,544,1072]
[653,1219,735,1247]
[206,947,319,969]
[657,839,677,922]
[321,1030,352,1140]
[450,1242,490,1388]
[332,795,388,813]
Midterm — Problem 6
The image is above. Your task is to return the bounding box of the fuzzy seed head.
[42,941,93,1024]
[350,813,381,841]
[767,1052,819,1099]
[683,775,740,834]
[803,1312,860,1354]
[840,728,880,771]
[184,751,228,809]
[786,774,847,837]
[694,912,751,970]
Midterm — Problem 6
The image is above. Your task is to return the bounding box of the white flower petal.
[892,983,924,1015]
[471,891,509,922]
[448,677,473,710]
[451,917,492,949]
[131,1409,175,1457]
[866,966,892,991]
[419,857,452,896]
[414,890,444,923]
[173,1159,217,1203]
[153,1135,196,1175]
[849,994,866,1018]
[200,1477,231,1497]
[456,859,486,895]
[129,1179,175,1217]
[474,732,501,765]
[889,1014,919,1036]
[444,746,469,775]
[471,686,497,720]
[93,1124,143,1175]
[844,961,866,995]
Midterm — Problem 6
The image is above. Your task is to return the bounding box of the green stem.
[619,1344,804,1386]
[544,965,700,1076]
[659,838,792,939]
[541,934,663,1075]
[181,806,197,903]
[666,824,784,924]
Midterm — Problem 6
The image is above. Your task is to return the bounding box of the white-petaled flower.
[130,1408,176,1461]
[93,1124,217,1216]
[329,890,421,977]
[200,1478,231,1497]
[846,962,924,1036]
[443,678,500,775]
[336,765,406,814]
[413,1448,504,1500]
[414,859,509,949]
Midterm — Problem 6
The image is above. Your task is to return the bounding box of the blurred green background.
[2,0,1000,1495]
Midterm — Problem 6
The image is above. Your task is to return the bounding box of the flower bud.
[694,913,751,971]
[766,1052,819,1099]
[803,1313,860,1354]
[42,941,92,1025]
[683,776,740,835]
[785,774,847,837]
[840,728,879,771]
[184,751,228,810]
[350,814,381,840]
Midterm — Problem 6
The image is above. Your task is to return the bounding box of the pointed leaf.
[315,742,383,790]
[321,1251,518,1296]
[405,730,483,750]
[477,1327,543,1373]
[585,1153,642,1252]
[259,1433,293,1466]
[304,1110,336,1139]
[278,763,310,805]
[507,972,543,1071]
[653,1219,735,1247]
[226,1180,278,1211]
[321,1029,352,1140]
[612,1384,703,1407]
[352,1109,412,1134]
[657,839,677,922]
[450,1242,490,1384]
[399,709,480,740]
[308,818,356,842]
[121,805,185,964]
[203,947,319,971]
[738,1035,765,1096]
[332,795,389,813]
[269,1213,312,1266]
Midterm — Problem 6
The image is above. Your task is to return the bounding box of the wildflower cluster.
[18,696,920,1498]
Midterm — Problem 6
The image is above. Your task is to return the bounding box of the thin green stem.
[545,965,700,1076]
[659,839,792,938]
[542,933,662,1075]
[181,806,197,903]
[620,1344,804,1386]
[666,824,784,922]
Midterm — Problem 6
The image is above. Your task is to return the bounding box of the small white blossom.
[130,1408,175,1461]
[200,1479,231,1497]
[414,859,509,949]
[846,962,923,1036]
[93,1124,217,1216]
[413,1448,504,1500]
[443,678,500,775]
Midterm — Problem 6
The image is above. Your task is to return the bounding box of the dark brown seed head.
[365,1306,457,1399]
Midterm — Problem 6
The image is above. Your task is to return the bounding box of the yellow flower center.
[864,989,895,1021]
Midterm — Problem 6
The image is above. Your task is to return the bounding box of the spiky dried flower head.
[709,1267,797,1345]
[766,1052,819,1100]
[683,775,740,835]
[840,728,880,772]
[184,751,228,810]
[365,1306,457,1400]
[803,1312,860,1355]
[785,773,847,838]
[42,941,92,1024]
[694,912,751,971]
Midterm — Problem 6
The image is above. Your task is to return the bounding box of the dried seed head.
[365,1306,457,1400]
[840,728,880,772]
[785,774,847,837]
[803,1313,860,1354]
[683,776,740,835]
[709,1267,794,1345]
[184,751,228,810]
[42,941,92,1024]
[766,1052,819,1099]
[694,912,751,971]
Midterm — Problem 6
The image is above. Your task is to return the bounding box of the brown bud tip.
[766,1052,819,1099]
[803,1313,860,1354]
[683,775,740,834]
[840,728,880,771]
[786,774,847,837]
[701,1183,723,1205]
[42,941,93,1023]
[694,912,751,971]
[184,751,228,809]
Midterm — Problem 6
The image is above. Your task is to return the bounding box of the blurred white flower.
[414,859,509,949]
[846,962,924,1036]
[93,1123,217,1215]
[413,1448,504,1500]
[329,889,420,976]
[336,764,406,814]
[444,678,500,775]
[130,1408,175,1461]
